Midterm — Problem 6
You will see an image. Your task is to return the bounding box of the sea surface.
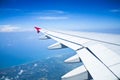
[0,29,119,69]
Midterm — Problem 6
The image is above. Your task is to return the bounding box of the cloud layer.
[0,25,33,32]
[32,10,69,20]
[110,9,120,13]
[37,16,68,20]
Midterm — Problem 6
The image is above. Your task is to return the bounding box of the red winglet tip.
[34,26,41,33]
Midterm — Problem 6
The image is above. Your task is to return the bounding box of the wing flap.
[46,34,82,50]
[42,29,90,46]
[36,28,120,80]
[110,64,120,79]
[77,48,118,80]
[88,44,120,78]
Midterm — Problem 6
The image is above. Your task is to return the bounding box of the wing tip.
[34,26,42,33]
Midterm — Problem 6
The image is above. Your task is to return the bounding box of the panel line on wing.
[86,46,120,79]
[45,33,85,50]
[37,28,120,80]
[109,63,120,67]
[77,48,119,80]
[48,30,120,46]
[46,34,82,50]
[43,30,90,46]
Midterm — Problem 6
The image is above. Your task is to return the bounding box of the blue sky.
[0,0,120,32]
[0,0,120,68]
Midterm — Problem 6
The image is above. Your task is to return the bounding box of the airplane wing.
[35,27,120,80]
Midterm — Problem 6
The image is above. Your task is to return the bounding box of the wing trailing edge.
[39,35,51,40]
[35,27,120,80]
[87,44,120,79]
[77,47,119,80]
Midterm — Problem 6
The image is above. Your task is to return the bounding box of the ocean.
[0,32,51,69]
[0,29,119,69]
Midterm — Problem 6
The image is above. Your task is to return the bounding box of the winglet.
[34,27,41,33]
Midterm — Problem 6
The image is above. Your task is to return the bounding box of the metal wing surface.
[35,27,120,80]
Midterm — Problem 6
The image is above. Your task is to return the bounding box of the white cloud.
[18,69,24,75]
[30,10,68,20]
[37,16,68,20]
[43,10,65,14]
[54,54,63,58]
[0,25,33,32]
[33,63,38,67]
[110,9,120,13]
[46,53,65,59]
[0,25,20,32]
[5,77,11,80]
[30,10,65,15]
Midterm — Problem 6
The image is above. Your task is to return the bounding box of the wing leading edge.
[35,27,120,80]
